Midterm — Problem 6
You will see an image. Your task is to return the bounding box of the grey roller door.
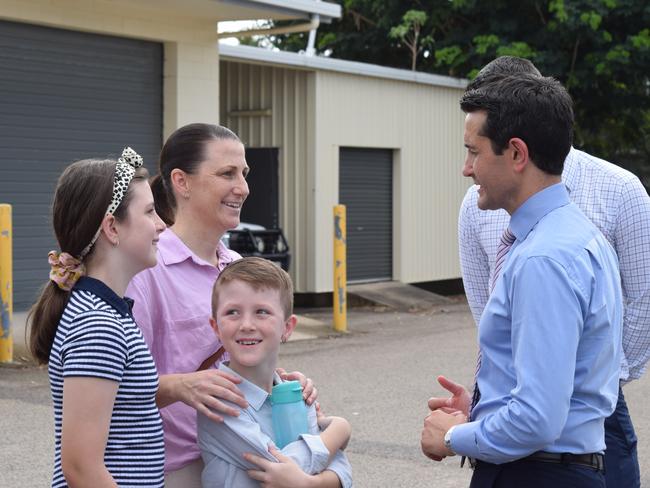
[339,148,393,282]
[0,20,162,310]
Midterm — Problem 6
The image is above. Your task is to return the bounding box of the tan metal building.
[219,44,469,294]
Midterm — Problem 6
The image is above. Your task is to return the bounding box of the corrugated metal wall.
[219,61,314,291]
[339,148,393,282]
[220,59,468,293]
[0,20,162,309]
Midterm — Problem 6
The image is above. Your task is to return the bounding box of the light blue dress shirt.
[459,147,650,383]
[452,183,623,464]
[198,363,353,487]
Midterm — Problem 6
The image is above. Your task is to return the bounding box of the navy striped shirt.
[48,277,164,487]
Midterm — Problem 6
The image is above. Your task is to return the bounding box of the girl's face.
[116,180,166,274]
[185,139,250,236]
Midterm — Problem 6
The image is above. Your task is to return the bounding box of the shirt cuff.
[324,450,353,488]
[449,421,481,460]
[293,433,330,474]
[296,435,353,488]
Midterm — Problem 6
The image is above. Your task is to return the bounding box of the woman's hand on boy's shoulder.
[169,370,248,422]
[315,402,326,422]
[276,368,318,406]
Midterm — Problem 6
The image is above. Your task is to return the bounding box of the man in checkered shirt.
[458,56,650,488]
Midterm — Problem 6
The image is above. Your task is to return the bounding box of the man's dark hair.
[467,56,542,92]
[460,74,574,175]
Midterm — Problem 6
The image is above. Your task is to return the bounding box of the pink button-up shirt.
[126,229,240,473]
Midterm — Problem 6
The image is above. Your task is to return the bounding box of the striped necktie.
[469,227,516,420]
[490,227,517,292]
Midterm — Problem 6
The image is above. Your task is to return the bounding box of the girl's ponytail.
[27,282,70,364]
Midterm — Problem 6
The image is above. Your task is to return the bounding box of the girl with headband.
[28,149,166,487]
[126,124,329,487]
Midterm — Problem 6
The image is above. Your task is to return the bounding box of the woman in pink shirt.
[127,124,338,488]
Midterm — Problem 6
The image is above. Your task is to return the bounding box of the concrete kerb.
[7,311,30,363]
[290,313,335,342]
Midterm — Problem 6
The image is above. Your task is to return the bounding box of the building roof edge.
[219,43,468,89]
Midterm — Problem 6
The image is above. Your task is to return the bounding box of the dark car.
[223,223,291,271]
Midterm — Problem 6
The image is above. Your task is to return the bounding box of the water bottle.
[270,381,309,449]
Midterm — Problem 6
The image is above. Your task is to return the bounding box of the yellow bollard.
[333,205,347,332]
[0,204,13,363]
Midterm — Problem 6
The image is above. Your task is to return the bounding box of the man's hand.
[427,375,471,418]
[421,410,466,462]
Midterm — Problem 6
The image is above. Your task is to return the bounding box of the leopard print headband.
[77,147,144,260]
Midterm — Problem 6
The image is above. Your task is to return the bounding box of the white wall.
[312,71,468,291]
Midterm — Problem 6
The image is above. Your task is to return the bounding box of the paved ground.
[2,299,648,487]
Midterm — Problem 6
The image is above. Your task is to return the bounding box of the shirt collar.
[73,276,133,317]
[509,182,571,243]
[219,362,283,411]
[561,146,578,194]
[158,228,193,266]
[158,229,238,270]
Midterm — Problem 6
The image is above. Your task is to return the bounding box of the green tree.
[389,10,433,70]
[249,1,426,66]
[254,0,650,187]
[430,0,650,185]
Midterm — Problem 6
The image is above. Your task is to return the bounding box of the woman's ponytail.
[150,174,175,226]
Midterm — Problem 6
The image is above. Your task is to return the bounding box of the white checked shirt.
[459,147,650,382]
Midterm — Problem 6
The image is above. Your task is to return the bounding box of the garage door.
[339,148,393,282]
[0,20,162,310]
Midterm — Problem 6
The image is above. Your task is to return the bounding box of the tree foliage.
[253,0,650,186]
[388,10,433,70]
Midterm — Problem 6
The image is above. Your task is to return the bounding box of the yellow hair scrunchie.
[48,250,85,291]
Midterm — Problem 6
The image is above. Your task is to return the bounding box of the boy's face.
[211,280,297,377]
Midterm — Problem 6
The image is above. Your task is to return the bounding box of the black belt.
[467,452,605,472]
[523,451,605,472]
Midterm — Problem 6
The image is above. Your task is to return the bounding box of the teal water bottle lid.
[271,381,303,405]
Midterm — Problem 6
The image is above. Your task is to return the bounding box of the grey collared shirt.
[198,363,353,487]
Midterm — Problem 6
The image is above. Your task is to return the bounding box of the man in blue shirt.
[458,56,648,488]
[420,74,623,487]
